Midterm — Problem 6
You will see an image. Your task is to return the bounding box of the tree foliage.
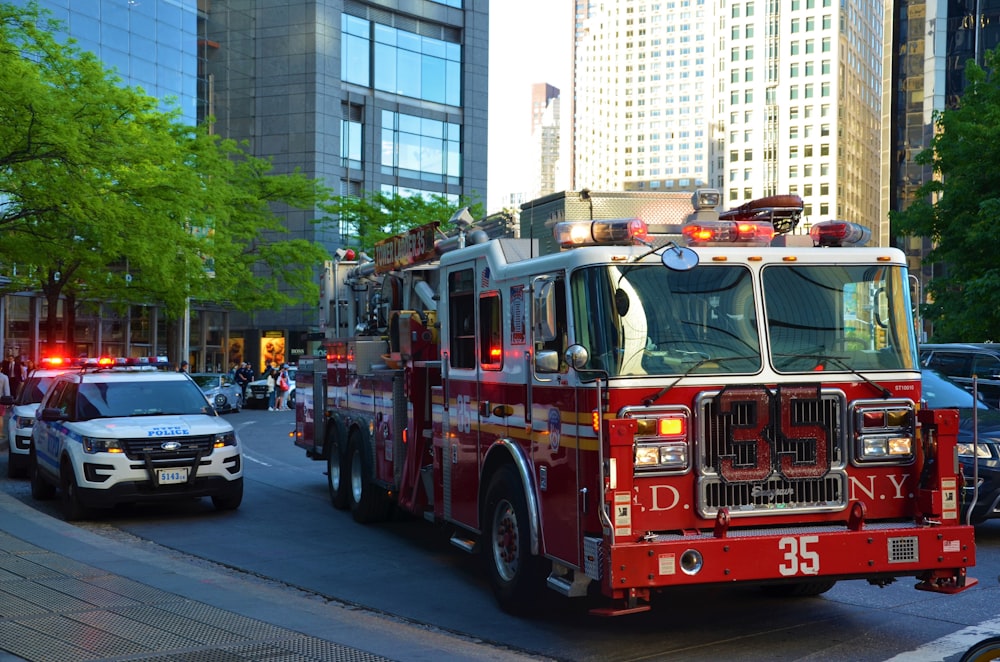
[320,191,485,254]
[892,49,1000,341]
[0,1,330,345]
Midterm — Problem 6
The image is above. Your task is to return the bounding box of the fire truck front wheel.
[348,432,390,523]
[484,465,546,614]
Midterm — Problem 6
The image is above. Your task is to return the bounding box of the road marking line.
[242,453,271,467]
[884,618,1000,661]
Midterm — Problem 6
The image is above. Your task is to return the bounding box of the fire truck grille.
[120,435,215,461]
[696,389,846,517]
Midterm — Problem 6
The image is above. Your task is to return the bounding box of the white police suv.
[29,358,243,520]
[4,359,74,479]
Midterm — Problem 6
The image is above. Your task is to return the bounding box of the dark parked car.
[922,367,1000,523]
[920,343,1000,408]
[190,372,243,413]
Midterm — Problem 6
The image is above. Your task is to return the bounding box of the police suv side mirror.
[39,407,66,422]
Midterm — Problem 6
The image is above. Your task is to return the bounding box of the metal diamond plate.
[0,554,65,580]
[38,576,143,609]
[159,600,302,641]
[70,608,200,650]
[110,604,250,646]
[85,573,188,604]
[0,585,53,617]
[0,532,46,554]
[0,620,92,661]
[0,577,95,611]
[13,613,149,657]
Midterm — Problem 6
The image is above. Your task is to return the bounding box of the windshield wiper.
[773,353,892,399]
[643,355,759,406]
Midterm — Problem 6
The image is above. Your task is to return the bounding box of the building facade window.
[381,110,461,184]
[342,15,462,107]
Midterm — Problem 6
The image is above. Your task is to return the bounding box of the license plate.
[157,468,189,485]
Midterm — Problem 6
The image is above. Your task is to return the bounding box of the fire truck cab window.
[570,264,761,377]
[763,264,918,372]
[479,292,502,370]
[448,269,476,369]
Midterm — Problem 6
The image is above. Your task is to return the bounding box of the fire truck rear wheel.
[484,465,546,613]
[327,429,349,510]
[348,432,389,523]
[961,636,1000,662]
[760,580,836,597]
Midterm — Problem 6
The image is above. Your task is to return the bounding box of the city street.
[3,407,1000,661]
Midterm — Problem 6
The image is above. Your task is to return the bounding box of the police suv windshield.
[569,262,916,377]
[71,379,214,419]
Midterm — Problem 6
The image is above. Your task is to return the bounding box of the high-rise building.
[5,0,489,370]
[882,0,1000,337]
[572,0,883,242]
[528,83,562,199]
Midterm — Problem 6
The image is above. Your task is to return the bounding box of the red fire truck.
[294,190,976,615]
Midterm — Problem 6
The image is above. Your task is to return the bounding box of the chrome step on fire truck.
[294,190,976,616]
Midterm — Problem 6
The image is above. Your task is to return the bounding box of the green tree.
[0,2,330,349]
[321,191,485,253]
[891,49,1000,341]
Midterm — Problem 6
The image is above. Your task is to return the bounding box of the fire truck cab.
[295,190,975,615]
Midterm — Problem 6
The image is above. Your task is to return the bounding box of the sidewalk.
[0,489,543,662]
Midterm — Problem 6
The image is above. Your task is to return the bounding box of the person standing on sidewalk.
[266,368,277,411]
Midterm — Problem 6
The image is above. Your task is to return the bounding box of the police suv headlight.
[82,437,124,454]
[213,431,237,448]
[13,416,34,429]
[957,442,993,458]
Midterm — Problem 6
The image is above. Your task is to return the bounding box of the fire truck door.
[531,274,581,568]
[441,264,483,528]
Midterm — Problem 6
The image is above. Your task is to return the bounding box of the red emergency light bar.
[809,220,872,247]
[553,218,648,248]
[39,356,71,368]
[682,219,775,247]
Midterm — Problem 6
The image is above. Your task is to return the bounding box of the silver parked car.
[190,372,243,413]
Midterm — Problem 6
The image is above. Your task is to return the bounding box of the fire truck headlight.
[635,442,688,469]
[859,434,913,461]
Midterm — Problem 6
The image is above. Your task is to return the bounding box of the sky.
[487,1,574,212]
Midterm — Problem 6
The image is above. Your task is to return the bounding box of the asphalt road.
[4,407,1000,661]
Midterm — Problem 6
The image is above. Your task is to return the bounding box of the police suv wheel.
[60,461,87,521]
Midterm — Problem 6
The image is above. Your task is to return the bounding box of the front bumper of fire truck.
[598,515,975,594]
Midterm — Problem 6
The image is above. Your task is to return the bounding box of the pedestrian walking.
[178,361,188,373]
[275,365,290,410]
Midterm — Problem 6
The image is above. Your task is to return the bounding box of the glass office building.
[5,0,489,372]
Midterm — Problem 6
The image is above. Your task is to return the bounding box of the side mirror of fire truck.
[566,344,590,371]
[536,350,560,373]
[661,243,699,271]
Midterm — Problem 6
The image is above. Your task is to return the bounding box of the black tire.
[760,580,837,598]
[29,449,55,500]
[348,431,389,523]
[962,637,1000,662]
[212,478,243,511]
[8,448,26,479]
[483,465,547,614]
[327,429,349,510]
[60,460,87,521]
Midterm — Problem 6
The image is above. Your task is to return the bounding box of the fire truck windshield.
[570,264,762,377]
[764,263,918,372]
[569,262,917,378]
